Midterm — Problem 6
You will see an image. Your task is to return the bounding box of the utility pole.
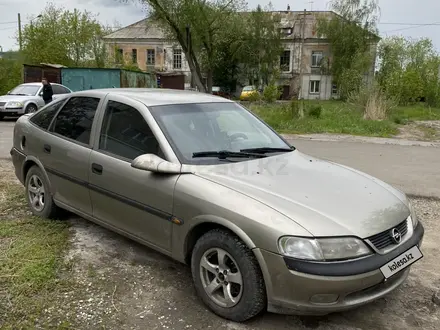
[298,9,306,117]
[18,13,22,51]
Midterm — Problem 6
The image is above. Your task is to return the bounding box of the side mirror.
[38,91,43,97]
[131,154,182,174]
[7,91,10,95]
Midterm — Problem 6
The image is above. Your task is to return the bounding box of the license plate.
[380,245,423,279]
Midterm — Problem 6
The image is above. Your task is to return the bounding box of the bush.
[248,91,261,102]
[308,105,322,118]
[348,81,397,120]
[262,84,281,103]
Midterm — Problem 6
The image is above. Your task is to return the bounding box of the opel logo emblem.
[390,228,402,244]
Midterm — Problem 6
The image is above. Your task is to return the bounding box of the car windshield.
[9,85,40,96]
[149,102,293,165]
[242,86,255,91]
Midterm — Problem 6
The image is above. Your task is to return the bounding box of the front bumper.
[255,222,424,315]
[0,108,23,117]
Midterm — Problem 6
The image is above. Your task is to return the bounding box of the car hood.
[0,95,35,102]
[192,150,410,238]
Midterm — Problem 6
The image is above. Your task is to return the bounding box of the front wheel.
[25,104,38,114]
[191,229,266,322]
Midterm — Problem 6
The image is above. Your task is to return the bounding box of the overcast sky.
[1,0,439,52]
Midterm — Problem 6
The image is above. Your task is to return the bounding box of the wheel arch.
[183,216,256,265]
[22,156,52,191]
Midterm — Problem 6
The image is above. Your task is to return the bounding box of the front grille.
[367,219,408,250]
[0,102,6,107]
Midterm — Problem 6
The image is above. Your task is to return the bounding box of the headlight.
[408,201,418,228]
[278,236,372,261]
[6,101,23,108]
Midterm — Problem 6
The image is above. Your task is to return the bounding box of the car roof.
[20,82,64,87]
[70,88,234,107]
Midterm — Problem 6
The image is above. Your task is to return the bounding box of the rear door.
[88,95,178,253]
[42,95,103,215]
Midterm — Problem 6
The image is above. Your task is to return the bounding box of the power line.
[383,22,440,33]
[0,21,17,25]
[0,27,16,31]
[379,22,440,26]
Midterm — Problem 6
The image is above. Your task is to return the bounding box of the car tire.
[25,165,62,219]
[191,228,266,322]
[25,103,38,114]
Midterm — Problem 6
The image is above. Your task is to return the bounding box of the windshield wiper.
[193,150,267,159]
[240,147,295,154]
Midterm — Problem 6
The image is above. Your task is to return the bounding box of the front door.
[42,96,102,215]
[88,97,178,253]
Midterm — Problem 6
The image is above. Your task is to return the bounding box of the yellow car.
[239,85,259,101]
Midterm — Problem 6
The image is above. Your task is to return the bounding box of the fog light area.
[310,293,339,304]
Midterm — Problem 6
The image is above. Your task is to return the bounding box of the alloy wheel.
[199,247,244,308]
[28,174,45,212]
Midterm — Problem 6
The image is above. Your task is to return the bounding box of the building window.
[132,49,137,64]
[311,51,323,67]
[310,80,320,94]
[147,49,155,65]
[332,83,338,95]
[280,27,292,35]
[173,49,182,69]
[115,48,123,63]
[280,50,290,71]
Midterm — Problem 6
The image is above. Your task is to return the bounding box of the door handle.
[91,163,103,175]
[43,144,51,153]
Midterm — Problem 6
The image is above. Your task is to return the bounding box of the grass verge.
[0,171,71,329]
[247,101,440,138]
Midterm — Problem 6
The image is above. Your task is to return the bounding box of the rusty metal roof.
[103,18,166,40]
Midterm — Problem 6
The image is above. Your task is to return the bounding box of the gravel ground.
[1,160,439,329]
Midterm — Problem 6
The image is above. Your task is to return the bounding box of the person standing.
[41,78,53,105]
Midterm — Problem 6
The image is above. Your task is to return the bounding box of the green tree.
[21,3,112,67]
[0,58,22,95]
[133,0,246,92]
[317,0,380,99]
[239,4,282,88]
[378,36,440,106]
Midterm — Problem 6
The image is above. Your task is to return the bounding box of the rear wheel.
[191,229,266,322]
[25,166,62,219]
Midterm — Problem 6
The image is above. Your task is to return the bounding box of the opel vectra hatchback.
[10,88,424,322]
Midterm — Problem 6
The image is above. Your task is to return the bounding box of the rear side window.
[52,85,70,94]
[51,96,100,145]
[29,101,64,130]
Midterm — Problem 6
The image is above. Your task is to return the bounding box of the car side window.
[51,85,62,94]
[29,100,64,130]
[99,100,161,160]
[51,96,100,145]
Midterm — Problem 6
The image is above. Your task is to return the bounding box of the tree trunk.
[184,51,205,92]
[206,70,213,93]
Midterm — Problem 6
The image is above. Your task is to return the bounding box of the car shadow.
[0,117,19,122]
